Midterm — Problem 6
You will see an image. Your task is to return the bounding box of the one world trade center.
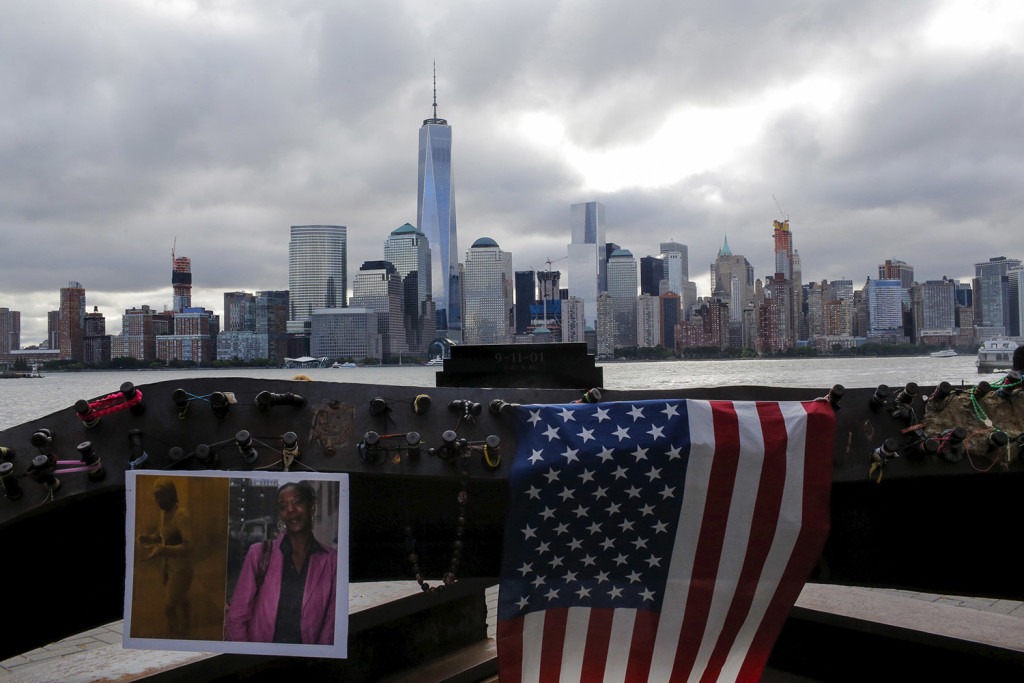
[417,68,459,338]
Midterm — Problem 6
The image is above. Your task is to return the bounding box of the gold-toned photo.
[129,474,229,641]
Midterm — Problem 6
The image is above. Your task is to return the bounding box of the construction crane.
[772,194,789,222]
[545,255,568,271]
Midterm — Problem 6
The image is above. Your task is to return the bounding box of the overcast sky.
[2,0,1022,344]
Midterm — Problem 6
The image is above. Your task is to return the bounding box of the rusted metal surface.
[310,399,355,457]
[1,377,1023,660]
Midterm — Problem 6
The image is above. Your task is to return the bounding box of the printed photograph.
[124,471,349,659]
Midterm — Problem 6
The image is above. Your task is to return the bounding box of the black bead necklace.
[406,450,469,592]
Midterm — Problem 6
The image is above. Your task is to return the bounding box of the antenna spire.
[432,61,438,119]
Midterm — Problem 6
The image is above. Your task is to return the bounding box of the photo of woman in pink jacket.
[225,481,338,644]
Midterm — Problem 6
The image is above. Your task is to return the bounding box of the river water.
[0,355,987,431]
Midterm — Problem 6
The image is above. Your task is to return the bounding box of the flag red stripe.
[624,610,661,683]
[496,615,524,682]
[579,607,613,681]
[539,607,568,683]
[669,400,743,679]
[698,401,789,682]
[736,401,834,681]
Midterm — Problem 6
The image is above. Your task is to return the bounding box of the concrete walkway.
[862,587,1024,619]
[2,585,1021,681]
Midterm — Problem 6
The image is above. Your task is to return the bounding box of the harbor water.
[0,354,987,431]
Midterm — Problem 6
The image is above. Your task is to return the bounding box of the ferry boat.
[975,338,1019,373]
[929,349,957,358]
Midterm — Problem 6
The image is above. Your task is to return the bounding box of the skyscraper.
[773,220,793,280]
[636,294,660,348]
[47,310,59,350]
[973,256,1022,331]
[462,237,512,345]
[757,276,788,352]
[921,279,956,335]
[639,256,665,297]
[350,260,408,358]
[867,278,904,340]
[417,68,458,336]
[514,270,536,335]
[879,258,915,289]
[384,223,431,312]
[772,219,802,342]
[711,236,754,310]
[537,270,561,302]
[218,290,286,362]
[311,308,380,361]
[829,279,854,303]
[83,307,110,365]
[157,307,217,364]
[711,235,755,346]
[532,270,562,335]
[567,201,606,329]
[256,290,289,362]
[111,305,159,361]
[288,225,347,323]
[596,292,615,357]
[0,308,20,356]
[59,281,86,362]
[659,241,689,292]
[1009,270,1024,338]
[384,223,431,351]
[223,292,256,332]
[172,255,192,312]
[561,297,585,343]
[607,248,638,348]
[659,292,681,348]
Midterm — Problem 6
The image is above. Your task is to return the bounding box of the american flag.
[496,399,835,682]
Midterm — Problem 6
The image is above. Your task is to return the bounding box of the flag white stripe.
[649,399,717,680]
[560,606,591,681]
[718,401,809,682]
[687,402,767,683]
[602,608,636,683]
[522,609,546,681]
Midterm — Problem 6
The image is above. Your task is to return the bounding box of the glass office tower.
[417,88,458,337]
[607,248,638,348]
[463,237,512,344]
[973,256,1022,330]
[567,201,606,329]
[288,225,347,323]
[385,223,432,352]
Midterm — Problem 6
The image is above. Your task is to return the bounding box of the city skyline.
[3,213,1020,347]
[2,2,1024,343]
[3,240,1020,361]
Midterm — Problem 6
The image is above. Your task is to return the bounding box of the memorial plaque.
[436,343,603,388]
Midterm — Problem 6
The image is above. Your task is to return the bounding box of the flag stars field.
[500,401,693,624]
